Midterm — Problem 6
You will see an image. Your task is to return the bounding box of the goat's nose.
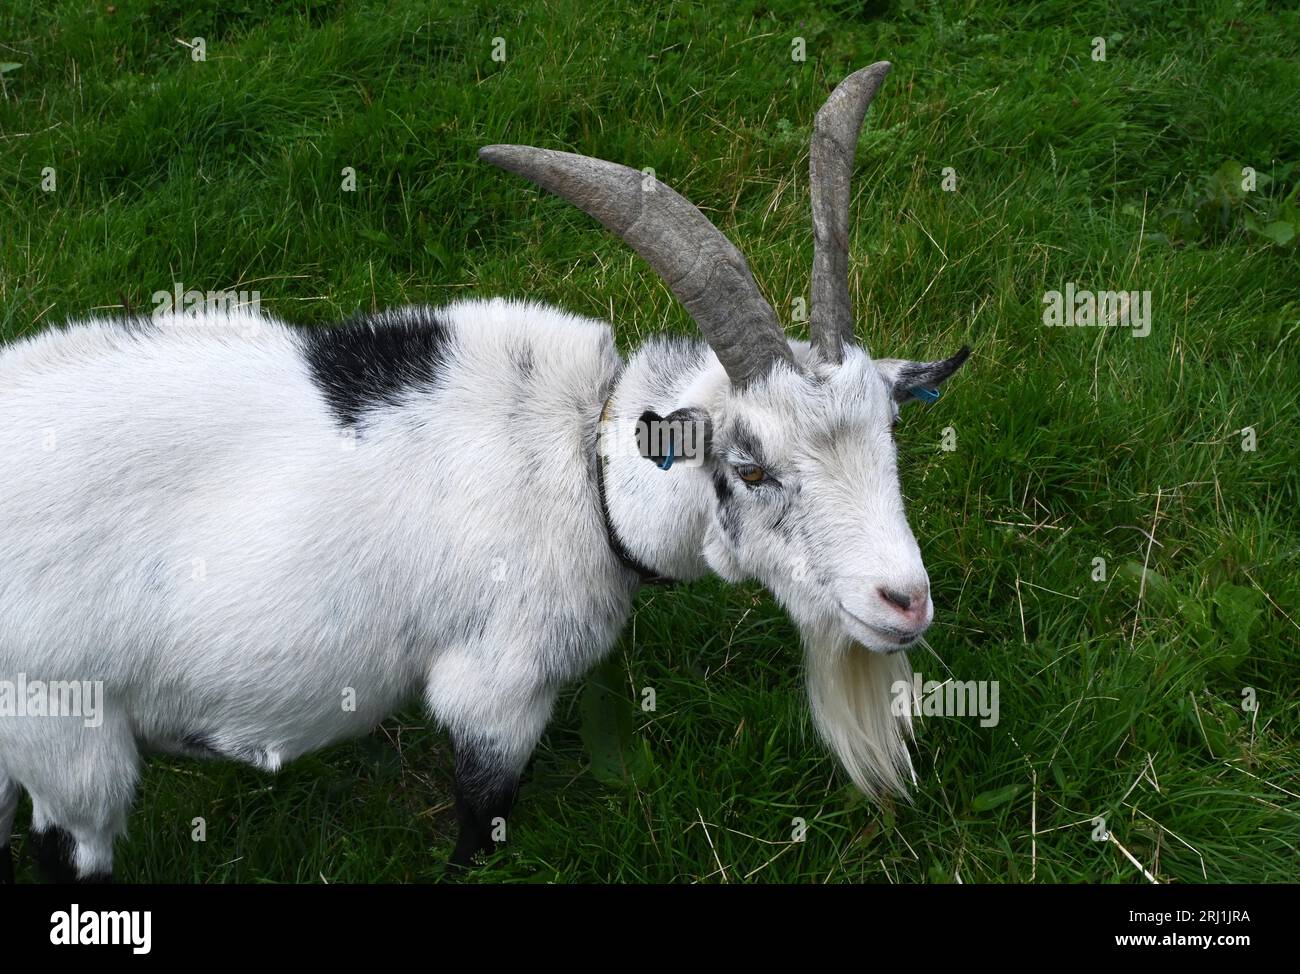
[878,584,929,625]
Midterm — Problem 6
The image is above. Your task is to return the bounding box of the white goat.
[0,62,968,882]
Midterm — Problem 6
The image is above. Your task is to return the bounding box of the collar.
[595,393,676,586]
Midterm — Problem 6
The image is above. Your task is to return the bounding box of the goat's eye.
[736,464,767,484]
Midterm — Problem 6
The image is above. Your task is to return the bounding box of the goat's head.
[481,62,970,796]
[688,338,969,653]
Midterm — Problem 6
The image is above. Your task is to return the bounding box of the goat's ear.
[636,408,712,470]
[875,346,970,405]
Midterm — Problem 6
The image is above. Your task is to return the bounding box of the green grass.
[2,0,1298,883]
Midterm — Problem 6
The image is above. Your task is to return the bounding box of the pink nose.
[878,585,929,628]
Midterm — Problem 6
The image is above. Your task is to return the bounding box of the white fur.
[0,298,952,876]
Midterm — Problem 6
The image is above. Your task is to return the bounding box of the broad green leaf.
[579,660,651,787]
[1254,220,1296,245]
[1116,560,1174,609]
[971,784,1024,812]
[1212,583,1264,639]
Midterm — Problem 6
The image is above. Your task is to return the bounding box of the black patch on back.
[300,309,453,427]
[1,843,13,884]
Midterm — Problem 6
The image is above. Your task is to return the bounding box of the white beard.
[803,626,917,798]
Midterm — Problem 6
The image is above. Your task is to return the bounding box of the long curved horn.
[480,145,794,387]
[809,61,892,363]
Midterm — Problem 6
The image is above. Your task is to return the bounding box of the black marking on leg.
[30,827,113,884]
[449,740,520,869]
[300,308,453,428]
[0,844,13,884]
[30,826,79,884]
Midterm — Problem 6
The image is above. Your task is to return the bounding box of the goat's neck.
[601,336,726,583]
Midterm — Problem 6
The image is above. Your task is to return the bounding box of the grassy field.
[1,0,1297,883]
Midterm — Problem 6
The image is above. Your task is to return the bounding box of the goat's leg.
[28,794,131,885]
[449,735,523,868]
[427,658,557,869]
[17,712,138,883]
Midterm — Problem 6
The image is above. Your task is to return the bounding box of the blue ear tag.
[659,439,675,471]
[911,386,941,404]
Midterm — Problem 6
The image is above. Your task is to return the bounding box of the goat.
[0,62,968,882]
